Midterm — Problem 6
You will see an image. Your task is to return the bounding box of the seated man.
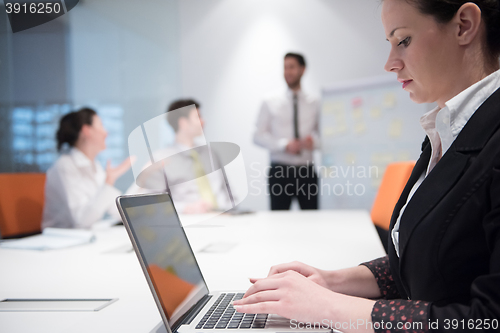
[128,99,232,214]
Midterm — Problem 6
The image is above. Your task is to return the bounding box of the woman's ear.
[454,2,482,46]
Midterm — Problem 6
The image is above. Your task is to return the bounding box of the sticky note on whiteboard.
[354,122,367,135]
[384,93,397,108]
[370,107,382,119]
[389,119,403,138]
[352,108,363,121]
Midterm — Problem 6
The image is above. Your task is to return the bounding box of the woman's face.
[382,0,459,106]
[86,115,108,152]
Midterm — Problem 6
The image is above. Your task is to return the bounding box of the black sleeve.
[361,257,432,332]
[372,299,431,333]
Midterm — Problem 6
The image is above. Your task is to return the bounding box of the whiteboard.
[319,75,432,210]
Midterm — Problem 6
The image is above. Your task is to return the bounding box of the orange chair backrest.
[371,161,416,230]
[0,173,46,238]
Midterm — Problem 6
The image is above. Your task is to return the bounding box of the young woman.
[42,108,131,229]
[233,1,500,332]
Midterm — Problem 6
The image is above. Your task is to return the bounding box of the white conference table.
[0,210,385,333]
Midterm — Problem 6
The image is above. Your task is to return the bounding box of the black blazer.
[388,87,500,328]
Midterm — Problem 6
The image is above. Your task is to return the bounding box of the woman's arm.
[233,259,432,333]
[233,257,420,333]
[328,265,383,299]
[253,257,389,299]
[234,270,377,333]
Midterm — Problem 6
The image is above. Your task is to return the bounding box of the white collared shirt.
[42,148,121,229]
[253,89,320,165]
[391,69,500,256]
[126,143,232,213]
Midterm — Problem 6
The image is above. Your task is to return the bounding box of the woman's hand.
[105,157,134,186]
[233,270,376,333]
[234,270,338,323]
[253,261,382,299]
[251,261,331,290]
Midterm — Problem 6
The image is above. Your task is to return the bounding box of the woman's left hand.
[232,270,376,333]
[233,270,338,323]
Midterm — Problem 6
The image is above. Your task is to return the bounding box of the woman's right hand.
[250,261,331,290]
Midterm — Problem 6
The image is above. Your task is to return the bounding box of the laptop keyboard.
[195,293,268,329]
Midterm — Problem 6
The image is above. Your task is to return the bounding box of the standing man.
[254,53,320,210]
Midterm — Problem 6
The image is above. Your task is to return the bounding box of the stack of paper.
[0,228,95,251]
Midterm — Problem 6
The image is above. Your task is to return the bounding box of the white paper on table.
[0,228,95,251]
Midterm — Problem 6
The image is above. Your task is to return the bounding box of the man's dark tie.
[293,93,299,139]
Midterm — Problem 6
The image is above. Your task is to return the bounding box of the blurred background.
[0,0,429,212]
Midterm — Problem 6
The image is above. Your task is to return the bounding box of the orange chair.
[371,161,416,230]
[0,173,46,238]
[371,162,415,252]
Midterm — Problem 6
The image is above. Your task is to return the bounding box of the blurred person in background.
[127,99,231,214]
[42,107,131,229]
[254,52,320,210]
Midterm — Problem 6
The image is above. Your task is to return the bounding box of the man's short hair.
[284,52,306,67]
[166,98,201,132]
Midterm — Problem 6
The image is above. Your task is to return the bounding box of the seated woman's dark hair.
[56,107,97,151]
[404,0,500,60]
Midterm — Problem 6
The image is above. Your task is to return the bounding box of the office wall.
[178,0,390,210]
[0,11,70,172]
[0,0,182,191]
[0,10,11,172]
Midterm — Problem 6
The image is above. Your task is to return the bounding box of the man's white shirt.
[254,89,320,165]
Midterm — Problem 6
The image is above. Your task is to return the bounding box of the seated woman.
[42,108,131,229]
[233,0,500,332]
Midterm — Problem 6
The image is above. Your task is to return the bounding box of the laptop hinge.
[172,294,213,332]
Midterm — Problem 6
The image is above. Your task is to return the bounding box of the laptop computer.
[116,193,332,333]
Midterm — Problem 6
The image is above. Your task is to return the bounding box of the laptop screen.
[118,193,209,329]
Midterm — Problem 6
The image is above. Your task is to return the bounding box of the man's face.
[284,57,305,89]
[186,108,204,137]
